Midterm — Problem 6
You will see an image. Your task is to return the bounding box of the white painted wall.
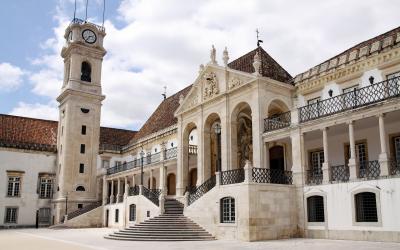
[0,149,56,227]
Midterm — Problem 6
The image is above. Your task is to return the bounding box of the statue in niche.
[203,72,219,99]
[237,114,253,168]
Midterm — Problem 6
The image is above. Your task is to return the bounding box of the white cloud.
[16,0,400,129]
[0,63,25,91]
[9,101,59,121]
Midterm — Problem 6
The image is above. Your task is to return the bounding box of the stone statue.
[223,47,229,66]
[237,115,253,168]
[253,51,261,76]
[210,45,217,64]
[203,72,219,99]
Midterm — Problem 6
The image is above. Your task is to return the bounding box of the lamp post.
[214,123,222,172]
[140,149,145,185]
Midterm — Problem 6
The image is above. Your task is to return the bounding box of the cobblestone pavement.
[1,228,400,250]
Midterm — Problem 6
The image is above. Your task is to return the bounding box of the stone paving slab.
[0,228,400,250]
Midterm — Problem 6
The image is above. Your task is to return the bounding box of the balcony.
[299,76,400,123]
[306,168,323,185]
[330,164,349,182]
[264,111,291,132]
[252,168,293,184]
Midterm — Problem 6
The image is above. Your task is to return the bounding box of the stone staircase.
[105,198,215,241]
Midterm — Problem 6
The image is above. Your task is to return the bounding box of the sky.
[0,0,399,130]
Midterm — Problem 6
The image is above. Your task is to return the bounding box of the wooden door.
[167,174,176,195]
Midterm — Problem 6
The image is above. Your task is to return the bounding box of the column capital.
[376,113,385,118]
[346,120,355,125]
[320,127,329,132]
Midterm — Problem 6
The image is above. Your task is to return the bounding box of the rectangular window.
[80,144,85,154]
[220,197,235,223]
[310,150,324,171]
[81,125,86,135]
[5,207,18,223]
[7,177,20,197]
[38,208,51,224]
[39,178,53,199]
[394,136,400,161]
[79,163,85,174]
[115,209,119,222]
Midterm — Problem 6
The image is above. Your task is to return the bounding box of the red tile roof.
[0,114,136,152]
[228,46,293,83]
[129,85,192,144]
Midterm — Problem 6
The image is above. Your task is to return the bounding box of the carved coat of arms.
[203,72,219,99]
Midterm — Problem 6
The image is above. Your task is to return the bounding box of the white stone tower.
[53,19,106,223]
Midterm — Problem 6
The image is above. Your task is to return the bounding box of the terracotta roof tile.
[130,85,192,143]
[228,46,293,83]
[0,114,136,152]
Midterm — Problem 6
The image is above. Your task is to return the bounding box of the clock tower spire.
[53,18,106,223]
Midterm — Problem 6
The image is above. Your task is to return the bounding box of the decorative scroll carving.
[229,77,243,89]
[203,72,219,99]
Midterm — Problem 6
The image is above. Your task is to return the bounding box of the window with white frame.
[38,208,51,224]
[307,195,325,222]
[39,178,53,199]
[7,176,20,197]
[4,207,18,223]
[310,150,324,172]
[355,192,378,222]
[220,197,235,223]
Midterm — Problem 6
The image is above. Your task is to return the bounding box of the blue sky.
[1,0,400,130]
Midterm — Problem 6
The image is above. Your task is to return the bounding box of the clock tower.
[53,19,106,223]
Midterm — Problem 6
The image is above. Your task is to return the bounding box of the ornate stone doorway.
[167,173,176,195]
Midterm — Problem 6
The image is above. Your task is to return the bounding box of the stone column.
[378,114,389,176]
[102,176,107,205]
[243,160,252,184]
[159,165,167,192]
[322,127,330,183]
[348,121,358,180]
[150,169,154,189]
[132,174,136,187]
[117,178,121,202]
[176,116,185,196]
[264,142,270,169]
[124,176,128,200]
[110,179,114,203]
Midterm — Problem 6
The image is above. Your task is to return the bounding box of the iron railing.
[306,168,323,185]
[252,168,293,184]
[165,147,178,160]
[299,76,400,123]
[189,145,198,155]
[264,111,291,132]
[71,18,105,32]
[99,143,123,152]
[188,175,216,205]
[359,160,381,179]
[141,186,159,206]
[66,201,102,221]
[330,164,349,182]
[390,159,400,175]
[128,185,140,196]
[220,169,245,185]
[151,152,161,163]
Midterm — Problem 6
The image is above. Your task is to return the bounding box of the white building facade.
[1,20,400,242]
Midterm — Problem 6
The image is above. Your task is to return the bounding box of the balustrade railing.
[264,111,291,132]
[220,169,245,185]
[306,168,323,185]
[299,76,400,123]
[141,186,160,206]
[189,145,198,155]
[165,147,178,160]
[128,185,140,196]
[71,18,105,32]
[390,159,400,175]
[359,160,380,179]
[188,175,216,205]
[330,164,349,182]
[252,168,293,184]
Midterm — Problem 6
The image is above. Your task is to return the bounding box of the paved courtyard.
[0,228,399,250]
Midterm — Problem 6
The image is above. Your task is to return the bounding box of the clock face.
[82,29,96,44]
[67,31,72,42]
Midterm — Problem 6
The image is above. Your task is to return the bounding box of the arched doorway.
[167,173,176,195]
[189,168,197,190]
[269,145,285,183]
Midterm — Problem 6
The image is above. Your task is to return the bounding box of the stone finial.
[210,45,217,64]
[179,94,184,105]
[199,64,204,74]
[222,46,229,67]
[253,51,261,76]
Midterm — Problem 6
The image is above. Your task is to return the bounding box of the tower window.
[80,144,85,154]
[81,61,91,82]
[79,163,85,173]
[76,186,85,192]
[81,125,87,135]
